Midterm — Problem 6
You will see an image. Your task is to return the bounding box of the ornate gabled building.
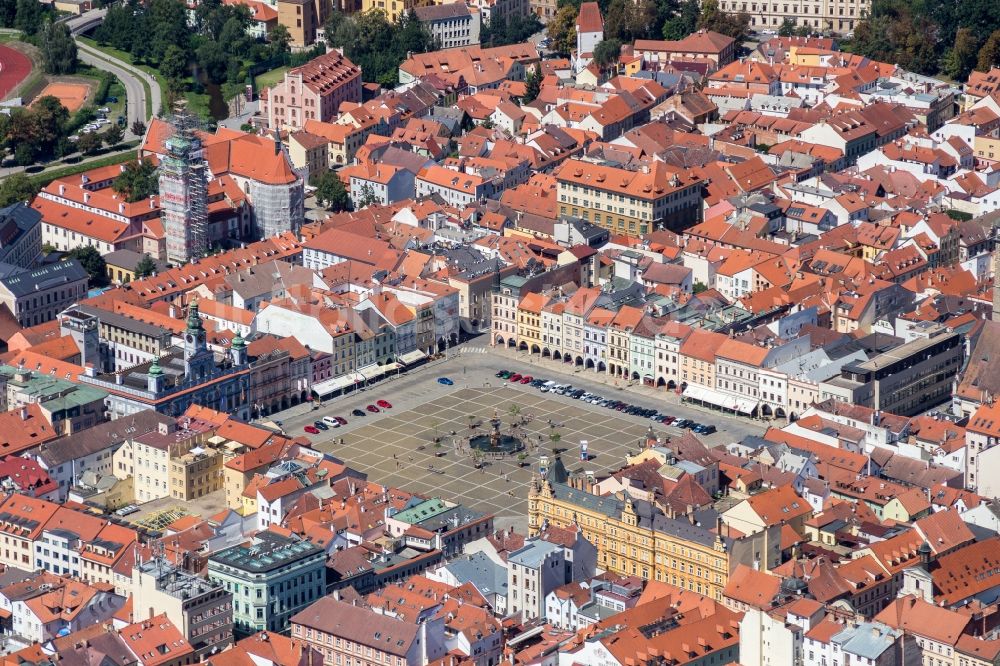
[80,300,251,420]
[528,463,782,600]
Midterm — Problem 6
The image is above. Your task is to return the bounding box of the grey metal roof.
[442,551,507,598]
[0,259,88,298]
[508,539,562,568]
[74,304,171,340]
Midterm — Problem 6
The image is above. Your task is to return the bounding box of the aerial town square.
[1,0,1000,662]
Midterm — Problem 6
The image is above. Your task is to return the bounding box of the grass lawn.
[184,90,213,121]
[254,65,288,90]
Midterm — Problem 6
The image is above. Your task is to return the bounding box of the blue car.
[438,377,454,385]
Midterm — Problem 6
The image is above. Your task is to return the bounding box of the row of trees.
[547,0,748,58]
[95,0,291,106]
[849,0,1000,79]
[324,9,434,89]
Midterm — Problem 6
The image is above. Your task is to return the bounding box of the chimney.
[19,406,27,421]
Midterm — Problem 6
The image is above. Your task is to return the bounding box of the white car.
[322,416,341,428]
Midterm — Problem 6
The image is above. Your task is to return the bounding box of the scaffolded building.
[160,109,208,265]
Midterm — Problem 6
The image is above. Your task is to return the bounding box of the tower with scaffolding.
[160,105,208,265]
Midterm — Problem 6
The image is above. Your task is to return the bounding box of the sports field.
[35,81,92,112]
[0,45,31,100]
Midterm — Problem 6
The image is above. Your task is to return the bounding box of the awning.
[383,362,401,372]
[358,364,386,380]
[398,349,427,365]
[731,397,758,415]
[683,384,735,410]
[312,375,356,398]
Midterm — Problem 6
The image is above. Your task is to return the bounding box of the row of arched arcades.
[494,335,800,422]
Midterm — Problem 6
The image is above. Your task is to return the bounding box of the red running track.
[0,45,31,100]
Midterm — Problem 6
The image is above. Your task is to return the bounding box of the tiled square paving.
[316,387,672,523]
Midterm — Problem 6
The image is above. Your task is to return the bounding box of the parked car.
[313,420,329,430]
[366,404,380,413]
[496,370,511,378]
[335,416,348,425]
[520,375,533,384]
[322,416,341,428]
[700,424,717,434]
[377,399,393,409]
[438,377,454,385]
[304,425,320,434]
[115,505,140,517]
[351,409,366,417]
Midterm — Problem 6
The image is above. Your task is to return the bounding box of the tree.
[65,246,106,284]
[547,5,577,55]
[131,120,147,137]
[310,170,350,211]
[353,182,379,209]
[103,124,124,147]
[778,18,796,36]
[979,30,1000,72]
[268,23,291,60]
[14,0,43,35]
[39,22,77,75]
[160,45,189,82]
[593,38,622,71]
[524,62,541,104]
[77,131,103,155]
[662,0,698,39]
[0,173,38,207]
[149,0,190,62]
[0,0,16,28]
[693,281,707,293]
[113,158,159,202]
[134,253,156,278]
[696,0,749,42]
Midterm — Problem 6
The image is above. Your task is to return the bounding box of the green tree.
[662,0,698,39]
[131,120,147,137]
[524,62,542,104]
[103,124,125,147]
[778,18,796,36]
[0,0,16,28]
[979,30,1000,72]
[547,5,577,55]
[593,38,622,71]
[39,22,77,75]
[149,0,190,62]
[353,182,379,209]
[268,23,291,60]
[160,45,189,82]
[13,143,36,166]
[13,0,43,35]
[0,173,38,207]
[113,158,159,202]
[310,170,349,211]
[66,246,106,283]
[696,0,749,42]
[134,253,156,278]
[77,131,103,155]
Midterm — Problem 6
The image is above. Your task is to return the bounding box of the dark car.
[351,409,366,417]
[674,419,691,428]
[438,377,454,385]
[496,370,511,378]
[701,424,717,435]
[313,420,329,431]
[366,404,380,413]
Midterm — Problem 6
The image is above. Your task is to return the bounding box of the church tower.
[183,299,214,382]
[993,249,1000,322]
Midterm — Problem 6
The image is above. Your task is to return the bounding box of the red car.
[520,375,533,384]
[366,404,380,413]
[335,416,348,426]
[377,399,393,409]
[509,373,522,382]
[304,425,320,434]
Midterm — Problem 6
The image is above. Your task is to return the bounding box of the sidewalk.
[481,344,768,427]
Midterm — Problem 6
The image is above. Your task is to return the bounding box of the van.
[322,416,341,427]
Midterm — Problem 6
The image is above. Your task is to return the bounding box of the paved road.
[67,9,163,135]
[269,342,766,447]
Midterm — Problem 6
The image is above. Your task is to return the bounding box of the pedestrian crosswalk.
[461,347,489,354]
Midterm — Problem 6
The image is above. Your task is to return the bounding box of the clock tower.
[183,298,214,382]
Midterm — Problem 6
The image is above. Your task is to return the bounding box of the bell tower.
[183,298,214,382]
